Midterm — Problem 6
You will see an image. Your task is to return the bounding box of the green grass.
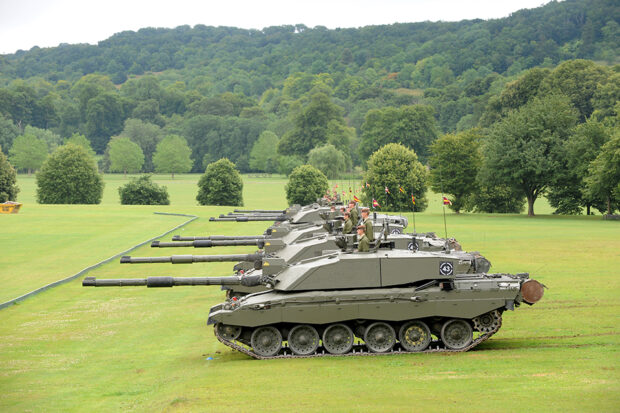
[0,173,618,412]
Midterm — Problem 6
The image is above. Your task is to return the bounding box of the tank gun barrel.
[120,253,263,264]
[82,275,262,287]
[209,216,287,222]
[234,209,286,213]
[171,235,265,241]
[152,239,263,248]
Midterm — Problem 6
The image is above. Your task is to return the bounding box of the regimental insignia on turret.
[439,262,454,276]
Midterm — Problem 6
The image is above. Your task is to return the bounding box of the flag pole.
[439,167,448,241]
[411,189,416,234]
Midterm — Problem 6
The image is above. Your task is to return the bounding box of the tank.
[84,246,542,359]
[210,205,409,231]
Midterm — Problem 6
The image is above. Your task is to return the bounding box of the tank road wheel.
[364,322,396,353]
[215,323,242,341]
[473,310,502,333]
[288,325,320,355]
[322,324,354,354]
[440,319,473,350]
[251,326,282,357]
[398,321,432,352]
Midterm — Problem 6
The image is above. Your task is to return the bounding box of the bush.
[118,175,170,205]
[308,144,348,179]
[362,143,428,211]
[0,148,19,202]
[36,144,104,204]
[196,158,243,206]
[285,165,329,205]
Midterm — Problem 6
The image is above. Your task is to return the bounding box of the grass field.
[1,174,618,412]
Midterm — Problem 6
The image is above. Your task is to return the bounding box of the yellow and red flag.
[411,195,416,205]
[365,182,370,188]
[372,199,380,208]
[353,195,361,203]
[399,186,405,194]
[384,186,390,194]
[443,196,452,205]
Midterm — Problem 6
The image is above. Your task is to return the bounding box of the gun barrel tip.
[82,276,96,286]
[120,256,132,264]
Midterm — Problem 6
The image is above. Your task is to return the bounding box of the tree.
[152,135,192,179]
[307,144,348,179]
[108,137,144,176]
[469,182,525,214]
[118,175,169,205]
[278,155,304,176]
[428,130,482,213]
[65,133,96,159]
[23,125,62,153]
[547,120,611,214]
[9,133,48,175]
[541,60,608,122]
[277,92,348,157]
[584,133,620,215]
[0,147,19,202]
[285,165,329,206]
[85,92,125,153]
[249,131,279,173]
[362,143,428,212]
[359,105,438,163]
[480,95,579,216]
[0,115,19,155]
[118,118,163,172]
[196,158,243,206]
[36,144,103,204]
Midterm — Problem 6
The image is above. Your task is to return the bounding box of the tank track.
[214,318,502,360]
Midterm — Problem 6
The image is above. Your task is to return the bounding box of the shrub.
[285,165,329,205]
[118,175,170,205]
[36,144,103,204]
[196,158,243,206]
[0,148,19,202]
[362,143,428,211]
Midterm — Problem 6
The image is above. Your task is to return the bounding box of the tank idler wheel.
[322,324,354,354]
[441,319,473,350]
[364,322,396,353]
[398,320,432,352]
[288,325,320,356]
[251,326,282,357]
[216,323,242,341]
[472,310,502,333]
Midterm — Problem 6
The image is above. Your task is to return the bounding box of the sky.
[0,0,552,55]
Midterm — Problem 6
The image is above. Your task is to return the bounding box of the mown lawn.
[0,173,618,412]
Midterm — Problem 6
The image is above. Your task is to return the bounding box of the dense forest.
[0,0,618,213]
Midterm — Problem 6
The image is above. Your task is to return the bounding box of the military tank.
[83,246,543,359]
[211,205,409,234]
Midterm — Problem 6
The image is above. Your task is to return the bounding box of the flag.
[372,199,380,208]
[411,194,416,205]
[353,195,361,203]
[365,182,370,188]
[385,186,390,194]
[399,186,405,194]
[443,196,452,205]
